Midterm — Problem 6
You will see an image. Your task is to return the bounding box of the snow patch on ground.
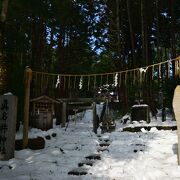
[0,108,180,180]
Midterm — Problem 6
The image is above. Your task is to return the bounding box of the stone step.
[99,138,110,143]
[97,146,109,152]
[99,135,110,141]
[101,124,116,133]
[85,153,101,160]
[68,167,88,176]
[122,125,177,132]
[99,142,110,147]
[78,159,95,167]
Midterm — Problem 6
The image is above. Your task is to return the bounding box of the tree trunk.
[37,19,45,71]
[0,0,9,94]
[169,0,176,77]
[127,0,135,68]
[156,0,161,62]
[116,0,121,64]
[31,18,45,71]
[31,18,37,69]
[140,0,156,115]
[116,0,128,112]
[118,74,128,114]
[141,0,149,66]
[0,0,8,23]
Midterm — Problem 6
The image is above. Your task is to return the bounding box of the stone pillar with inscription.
[173,86,180,165]
[0,94,17,160]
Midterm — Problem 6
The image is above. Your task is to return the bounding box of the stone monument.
[131,104,150,123]
[0,94,17,160]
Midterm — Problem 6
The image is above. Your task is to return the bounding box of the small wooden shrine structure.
[30,95,60,130]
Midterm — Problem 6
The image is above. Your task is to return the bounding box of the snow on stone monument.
[173,85,180,165]
[0,94,17,160]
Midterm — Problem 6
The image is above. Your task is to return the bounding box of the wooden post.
[23,67,32,148]
[93,102,97,134]
[61,102,66,128]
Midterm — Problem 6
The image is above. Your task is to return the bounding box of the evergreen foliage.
[0,0,180,122]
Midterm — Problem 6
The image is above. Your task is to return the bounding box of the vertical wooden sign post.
[173,85,180,165]
[23,67,32,148]
[61,102,66,128]
[0,94,17,160]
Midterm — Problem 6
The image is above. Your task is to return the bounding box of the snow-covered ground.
[0,108,180,180]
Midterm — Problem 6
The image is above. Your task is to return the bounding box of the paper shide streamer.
[139,67,148,83]
[175,59,180,77]
[114,73,118,87]
[55,75,60,88]
[79,76,83,89]
[32,57,179,94]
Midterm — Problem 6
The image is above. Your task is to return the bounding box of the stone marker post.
[0,94,17,160]
[131,104,150,123]
[173,85,180,165]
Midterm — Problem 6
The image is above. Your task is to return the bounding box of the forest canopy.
[0,0,180,119]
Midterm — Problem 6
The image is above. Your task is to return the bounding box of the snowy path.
[0,110,180,179]
[85,129,180,180]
